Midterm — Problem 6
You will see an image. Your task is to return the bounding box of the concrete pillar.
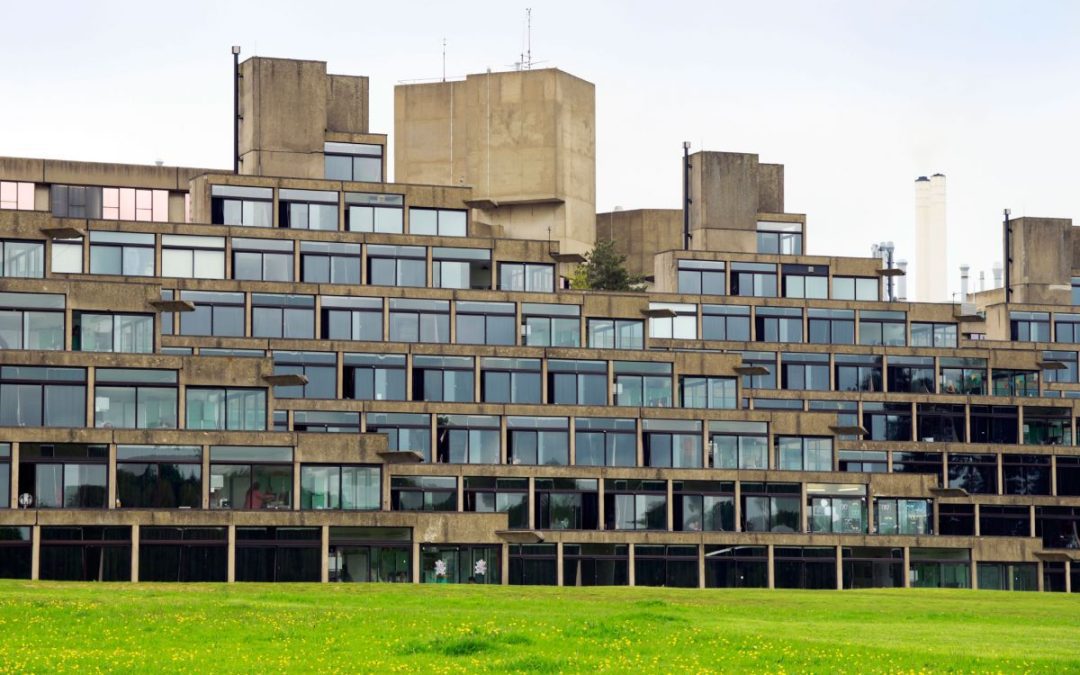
[835,544,843,590]
[902,547,911,588]
[733,480,742,532]
[973,503,981,536]
[698,543,706,589]
[130,524,140,582]
[556,541,564,587]
[1029,506,1036,538]
[9,443,19,509]
[597,479,605,529]
[666,480,674,531]
[628,544,636,586]
[202,445,211,509]
[1066,561,1072,593]
[108,444,118,508]
[30,524,40,581]
[970,548,978,590]
[501,544,509,586]
[1051,455,1058,497]
[527,477,536,529]
[1037,562,1045,592]
[227,525,236,583]
[766,544,775,589]
[292,460,301,511]
[411,540,421,584]
[320,525,329,583]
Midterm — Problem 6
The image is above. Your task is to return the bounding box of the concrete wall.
[596,209,683,278]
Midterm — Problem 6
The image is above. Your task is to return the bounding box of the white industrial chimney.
[915,174,947,301]
[897,260,908,301]
[960,264,970,303]
[992,262,1003,289]
[979,271,986,292]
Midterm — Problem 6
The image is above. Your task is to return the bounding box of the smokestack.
[897,260,908,301]
[979,270,986,292]
[915,174,947,301]
[992,262,1003,289]
[960,264,970,303]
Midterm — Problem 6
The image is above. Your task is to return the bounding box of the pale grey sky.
[3,0,1079,299]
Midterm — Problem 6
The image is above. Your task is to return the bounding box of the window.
[321,296,382,341]
[838,450,887,473]
[811,399,860,440]
[948,453,997,494]
[271,351,336,399]
[680,376,736,408]
[186,388,266,431]
[278,188,338,230]
[232,237,294,281]
[0,291,65,351]
[643,419,702,468]
[780,352,829,391]
[808,309,854,344]
[587,318,644,349]
[73,312,153,353]
[875,498,931,535]
[368,412,432,462]
[101,187,167,222]
[345,192,402,232]
[862,402,913,441]
[774,547,837,590]
[834,354,881,392]
[730,262,777,297]
[1003,454,1051,495]
[776,436,832,472]
[161,235,225,279]
[0,366,85,427]
[648,303,697,340]
[465,477,529,529]
[344,353,406,401]
[1010,311,1051,342]
[705,545,768,588]
[1057,457,1080,496]
[886,356,934,393]
[547,359,606,405]
[251,294,315,339]
[116,445,201,509]
[522,303,580,347]
[437,415,500,464]
[563,544,629,586]
[1042,350,1078,384]
[0,444,8,509]
[859,310,906,346]
[291,410,360,433]
[509,544,557,585]
[674,481,734,532]
[421,545,502,584]
[209,446,293,510]
[325,142,383,182]
[51,185,102,218]
[235,527,319,582]
[1022,407,1071,446]
[737,351,776,389]
[701,304,750,341]
[329,527,412,583]
[139,527,227,582]
[0,181,34,210]
[507,417,569,465]
[710,421,768,469]
[51,236,82,273]
[977,562,1038,592]
[173,291,244,337]
[0,240,43,278]
[409,208,467,237]
[831,276,878,301]
[891,451,944,478]
[1037,506,1080,549]
[88,231,154,276]
[367,245,426,287]
[740,482,801,532]
[210,185,272,227]
[412,355,472,402]
[18,443,107,509]
[917,403,966,442]
[457,301,515,345]
[300,465,380,510]
[575,418,636,467]
[301,242,361,284]
[911,322,957,348]
[481,357,541,404]
[980,505,1030,537]
[939,357,986,395]
[389,299,449,343]
[499,262,555,293]
[614,361,672,407]
[677,260,725,295]
[604,479,667,530]
[94,369,177,429]
[807,484,866,534]
[755,307,803,343]
[39,527,131,582]
[1055,313,1080,343]
[992,369,1039,397]
[391,476,456,511]
[756,221,803,254]
[782,264,827,299]
[534,478,599,529]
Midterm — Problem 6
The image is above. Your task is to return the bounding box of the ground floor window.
[563,544,628,586]
[329,527,412,583]
[704,545,768,588]
[509,544,557,586]
[774,546,836,590]
[842,547,903,589]
[634,545,699,588]
[910,548,970,589]
[235,527,320,582]
[139,527,227,582]
[0,527,31,579]
[977,562,1038,591]
[420,544,500,584]
[39,526,131,581]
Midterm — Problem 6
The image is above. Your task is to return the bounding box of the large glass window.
[863,402,913,441]
[0,180,34,210]
[678,260,725,295]
[604,479,667,530]
[73,312,153,353]
[634,545,700,588]
[1002,453,1051,495]
[101,187,167,222]
[329,527,412,583]
[575,418,636,467]
[741,482,800,533]
[345,353,406,401]
[911,322,957,348]
[88,231,154,276]
[172,291,245,337]
[271,351,337,399]
[680,376,736,408]
[0,366,85,427]
[886,356,934,393]
[755,306,802,343]
[756,221,803,254]
[161,235,225,279]
[508,417,569,466]
[499,262,554,293]
[321,296,382,341]
[1023,406,1071,446]
[643,419,702,468]
[251,294,315,339]
[232,237,294,281]
[781,264,827,299]
[808,309,854,344]
[436,415,500,464]
[18,443,107,509]
[547,359,606,405]
[701,304,750,341]
[0,240,43,278]
[1054,314,1080,343]
[875,498,931,535]
[0,291,65,351]
[992,369,1040,397]
[457,301,515,345]
[737,351,776,389]
[774,547,836,590]
[464,477,528,529]
[834,354,882,392]
[481,357,541,404]
[209,446,293,510]
[139,527,227,582]
[367,412,432,462]
[730,262,777,297]
[235,527,320,582]
[649,303,698,340]
[710,421,768,469]
[522,303,580,347]
[533,478,599,530]
[776,436,832,472]
[291,410,360,433]
[939,357,986,395]
[587,319,644,349]
[917,403,966,443]
[210,185,272,227]
[367,245,426,287]
[614,361,672,407]
[704,545,767,588]
[186,388,266,431]
[300,465,380,510]
[807,484,867,534]
[301,241,361,285]
[390,476,456,511]
[831,276,879,301]
[116,445,201,509]
[326,142,383,182]
[51,185,102,219]
[859,310,907,346]
[51,236,83,274]
[433,247,491,289]
[409,208,467,237]
[509,544,557,586]
[39,526,130,582]
[412,355,472,402]
[563,544,629,587]
[948,453,998,494]
[1010,311,1051,342]
[421,544,501,584]
[279,189,339,230]
[1042,350,1078,384]
[94,368,178,430]
[388,299,449,343]
[780,352,829,391]
[674,480,734,531]
[345,192,402,232]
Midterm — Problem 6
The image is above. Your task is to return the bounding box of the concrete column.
[1037,562,1045,592]
[1066,561,1072,593]
[527,477,536,529]
[597,479,605,530]
[227,525,236,583]
[9,443,19,509]
[457,476,464,512]
[30,525,40,581]
[766,544,775,589]
[411,540,421,584]
[108,444,117,508]
[997,453,1004,496]
[970,548,978,590]
[130,524,140,582]
[85,366,96,429]
[320,525,330,583]
[902,546,911,588]
[666,480,674,531]
[734,480,742,532]
[835,544,843,590]
[628,543,636,586]
[202,445,211,509]
[556,541,564,587]
[501,544,509,586]
[1029,506,1036,538]
[292,460,301,511]
[1051,455,1058,497]
[800,482,809,533]
[973,503,981,536]
[568,417,575,466]
[698,543,706,589]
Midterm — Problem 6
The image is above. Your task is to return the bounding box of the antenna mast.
[442,38,447,82]
[526,8,532,69]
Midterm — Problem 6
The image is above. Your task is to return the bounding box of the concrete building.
[915,174,947,302]
[0,55,1079,592]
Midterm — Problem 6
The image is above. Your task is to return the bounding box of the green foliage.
[569,239,646,292]
[0,581,1077,672]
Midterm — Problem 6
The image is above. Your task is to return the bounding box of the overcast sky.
[3,0,1078,299]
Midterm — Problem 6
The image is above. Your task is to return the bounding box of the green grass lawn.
[0,581,1077,672]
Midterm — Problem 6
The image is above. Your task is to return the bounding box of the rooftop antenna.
[526,7,532,70]
[442,38,447,82]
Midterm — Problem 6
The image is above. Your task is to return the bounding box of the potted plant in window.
[473,558,487,583]
[434,558,448,583]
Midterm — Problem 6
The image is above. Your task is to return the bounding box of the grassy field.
[0,581,1077,672]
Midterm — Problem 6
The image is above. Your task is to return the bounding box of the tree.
[569,239,646,292]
